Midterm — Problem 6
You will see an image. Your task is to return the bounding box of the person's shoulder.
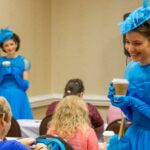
[126,61,139,68]
[46,100,59,116]
[20,55,31,70]
[87,102,98,111]
[50,100,59,107]
[20,55,30,63]
[0,56,6,61]
[0,56,5,59]
[86,102,96,108]
[85,127,97,137]
[0,56,5,64]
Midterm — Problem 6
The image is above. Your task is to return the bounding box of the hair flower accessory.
[67,90,71,94]
[0,27,14,44]
[119,0,150,34]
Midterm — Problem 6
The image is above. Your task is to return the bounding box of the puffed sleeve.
[23,57,31,71]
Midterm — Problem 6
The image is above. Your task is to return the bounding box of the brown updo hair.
[63,79,85,97]
[0,33,21,52]
[124,19,150,57]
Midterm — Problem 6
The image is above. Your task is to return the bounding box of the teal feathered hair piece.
[120,0,150,34]
[0,27,14,44]
[143,0,149,7]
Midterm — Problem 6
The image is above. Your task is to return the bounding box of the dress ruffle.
[107,134,131,150]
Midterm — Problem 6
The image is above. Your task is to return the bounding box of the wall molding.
[30,93,110,108]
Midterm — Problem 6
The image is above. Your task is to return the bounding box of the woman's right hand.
[108,82,115,102]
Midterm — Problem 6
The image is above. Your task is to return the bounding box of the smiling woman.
[107,0,150,150]
[0,28,33,119]
[125,24,150,65]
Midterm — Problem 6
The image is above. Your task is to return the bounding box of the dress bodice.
[0,55,31,89]
[0,55,31,72]
[124,61,150,128]
[125,61,150,104]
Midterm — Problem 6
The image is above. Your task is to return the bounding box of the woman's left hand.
[111,96,132,108]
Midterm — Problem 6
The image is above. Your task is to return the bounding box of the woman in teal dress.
[0,28,33,119]
[108,0,150,149]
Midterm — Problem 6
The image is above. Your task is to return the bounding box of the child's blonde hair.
[49,95,90,138]
[0,96,11,122]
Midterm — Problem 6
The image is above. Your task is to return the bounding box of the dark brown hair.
[124,19,150,57]
[0,33,20,52]
[63,79,85,97]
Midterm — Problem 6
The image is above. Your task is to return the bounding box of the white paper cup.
[103,131,115,143]
[2,61,11,66]
[112,78,129,96]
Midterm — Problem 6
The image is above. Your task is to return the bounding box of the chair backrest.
[39,114,53,135]
[37,134,74,150]
[106,105,122,125]
[105,118,132,134]
[7,117,21,137]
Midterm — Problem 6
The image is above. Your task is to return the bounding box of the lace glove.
[12,67,29,91]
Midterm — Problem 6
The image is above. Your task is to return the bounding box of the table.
[17,119,41,138]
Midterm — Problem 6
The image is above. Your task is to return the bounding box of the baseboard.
[30,93,110,108]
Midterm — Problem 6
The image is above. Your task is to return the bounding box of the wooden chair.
[7,117,21,137]
[39,114,53,135]
[37,134,74,150]
[105,118,132,134]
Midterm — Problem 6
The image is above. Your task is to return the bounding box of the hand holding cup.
[111,78,129,103]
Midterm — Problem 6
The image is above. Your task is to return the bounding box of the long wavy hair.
[48,95,90,138]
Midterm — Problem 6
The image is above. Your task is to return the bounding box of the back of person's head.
[49,95,89,138]
[0,96,11,123]
[64,79,85,97]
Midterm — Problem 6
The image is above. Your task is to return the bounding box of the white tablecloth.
[17,119,41,138]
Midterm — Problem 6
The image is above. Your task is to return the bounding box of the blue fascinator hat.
[0,27,14,44]
[120,0,150,34]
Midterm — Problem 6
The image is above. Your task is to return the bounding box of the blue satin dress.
[0,55,33,119]
[118,61,150,150]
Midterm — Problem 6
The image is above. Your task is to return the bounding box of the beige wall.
[50,0,141,95]
[0,0,141,120]
[0,0,51,96]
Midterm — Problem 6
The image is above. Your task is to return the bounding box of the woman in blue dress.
[0,28,33,119]
[108,0,150,149]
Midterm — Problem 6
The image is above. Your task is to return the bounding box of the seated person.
[0,96,47,150]
[46,78,104,139]
[47,95,99,150]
